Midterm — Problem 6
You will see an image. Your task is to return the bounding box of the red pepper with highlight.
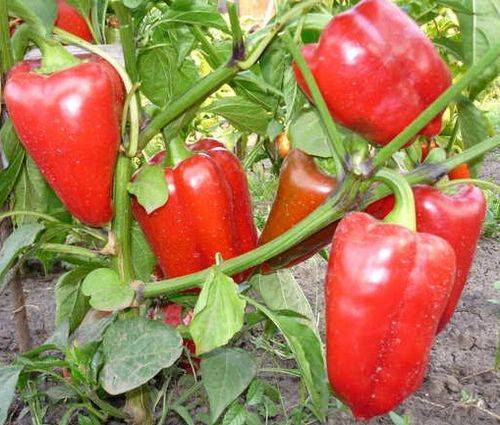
[326,171,455,419]
[5,54,124,227]
[132,138,258,282]
[293,0,451,146]
[366,184,486,332]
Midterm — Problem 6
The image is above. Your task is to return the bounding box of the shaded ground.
[0,154,498,424]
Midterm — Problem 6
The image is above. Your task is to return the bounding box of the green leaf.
[65,0,91,16]
[131,223,156,282]
[200,348,256,423]
[0,141,25,207]
[252,270,316,329]
[73,313,115,346]
[0,223,44,292]
[81,268,134,312]
[289,110,331,157]
[55,267,94,332]
[457,97,489,175]
[100,316,183,395]
[14,156,68,226]
[123,0,145,8]
[138,45,199,108]
[128,165,168,214]
[171,404,195,425]
[283,66,307,124]
[458,0,500,98]
[246,380,265,406]
[202,97,272,136]
[189,267,246,355]
[160,1,228,31]
[8,0,57,37]
[0,364,23,425]
[248,300,329,420]
[222,403,246,425]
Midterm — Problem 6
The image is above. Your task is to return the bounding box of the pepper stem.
[165,136,193,167]
[31,35,81,74]
[374,168,416,232]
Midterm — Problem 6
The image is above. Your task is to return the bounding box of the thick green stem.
[227,1,244,58]
[139,0,321,147]
[31,36,81,74]
[373,169,416,231]
[141,135,499,299]
[165,136,193,167]
[373,42,500,169]
[141,174,362,298]
[110,1,139,82]
[112,155,134,284]
[0,0,14,73]
[283,31,346,174]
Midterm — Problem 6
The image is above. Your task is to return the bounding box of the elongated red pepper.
[132,138,258,282]
[294,0,451,145]
[366,184,486,332]
[5,54,124,227]
[259,149,336,271]
[56,0,94,42]
[326,171,456,419]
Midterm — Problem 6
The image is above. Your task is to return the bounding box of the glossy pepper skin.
[326,212,455,419]
[294,0,451,145]
[56,0,94,42]
[132,140,258,282]
[366,185,486,332]
[5,55,124,227]
[259,149,336,271]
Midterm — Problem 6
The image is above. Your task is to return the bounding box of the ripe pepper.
[5,54,124,227]
[132,138,258,282]
[55,0,94,42]
[259,149,336,271]
[326,171,456,419]
[293,0,451,146]
[365,184,486,332]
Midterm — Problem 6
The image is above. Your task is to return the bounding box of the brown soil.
[1,155,498,424]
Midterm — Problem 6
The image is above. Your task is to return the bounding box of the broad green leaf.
[283,66,307,123]
[252,270,316,329]
[0,364,23,425]
[249,300,329,420]
[65,0,91,16]
[189,267,246,355]
[55,267,94,332]
[138,45,199,107]
[222,403,246,425]
[433,36,464,60]
[73,312,115,346]
[131,223,156,282]
[0,223,44,292]
[0,139,25,207]
[159,1,228,31]
[123,0,145,8]
[289,110,331,157]
[202,97,272,136]
[457,96,489,175]
[100,317,183,394]
[46,320,70,350]
[8,0,57,37]
[81,268,134,312]
[14,156,68,225]
[128,165,168,214]
[201,348,256,423]
[458,0,500,98]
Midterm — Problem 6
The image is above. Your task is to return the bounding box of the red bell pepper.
[294,0,451,146]
[326,171,456,419]
[448,163,472,180]
[366,184,486,332]
[5,54,124,227]
[55,0,94,42]
[259,149,337,271]
[132,138,258,282]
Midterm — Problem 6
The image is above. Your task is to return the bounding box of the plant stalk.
[141,135,499,298]
[0,0,14,72]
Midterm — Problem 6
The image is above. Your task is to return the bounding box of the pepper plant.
[0,0,498,424]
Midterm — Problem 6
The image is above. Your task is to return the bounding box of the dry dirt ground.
[0,155,498,424]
